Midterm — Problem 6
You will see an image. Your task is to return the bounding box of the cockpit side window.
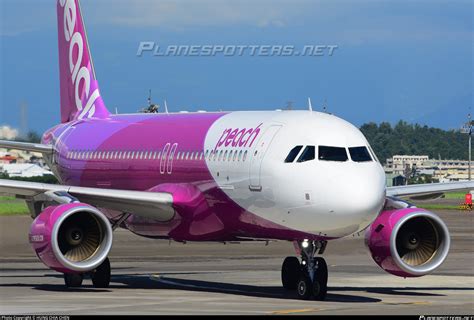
[318,146,348,162]
[367,145,380,163]
[284,145,303,163]
[297,146,315,163]
[349,146,372,162]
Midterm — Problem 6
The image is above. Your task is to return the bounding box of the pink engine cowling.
[29,203,113,273]
[365,208,450,277]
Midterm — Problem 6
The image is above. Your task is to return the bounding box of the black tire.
[64,273,83,288]
[91,258,111,288]
[281,256,301,290]
[312,257,328,301]
[296,275,312,300]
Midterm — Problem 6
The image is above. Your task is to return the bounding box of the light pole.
[461,112,472,181]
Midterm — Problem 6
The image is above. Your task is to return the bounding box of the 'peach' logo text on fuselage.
[214,123,263,151]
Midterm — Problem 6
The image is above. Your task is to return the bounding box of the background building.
[385,155,469,183]
[0,163,52,178]
[385,155,430,176]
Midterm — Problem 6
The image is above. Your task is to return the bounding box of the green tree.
[14,131,41,143]
[360,121,468,164]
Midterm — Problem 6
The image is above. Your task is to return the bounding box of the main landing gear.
[64,257,111,289]
[281,240,328,300]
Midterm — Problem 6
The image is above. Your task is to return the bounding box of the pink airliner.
[0,0,471,300]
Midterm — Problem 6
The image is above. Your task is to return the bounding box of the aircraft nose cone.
[356,173,385,204]
[330,164,386,225]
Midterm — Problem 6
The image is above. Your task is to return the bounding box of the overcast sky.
[0,0,472,134]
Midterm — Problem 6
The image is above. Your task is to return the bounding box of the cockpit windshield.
[284,145,375,163]
[297,146,315,163]
[349,146,372,162]
[318,146,348,162]
[284,146,303,163]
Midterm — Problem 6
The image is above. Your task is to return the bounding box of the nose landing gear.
[281,240,328,300]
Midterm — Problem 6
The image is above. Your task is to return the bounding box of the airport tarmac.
[0,209,473,315]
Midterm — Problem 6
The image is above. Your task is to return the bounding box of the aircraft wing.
[0,140,53,155]
[386,181,474,198]
[0,179,175,222]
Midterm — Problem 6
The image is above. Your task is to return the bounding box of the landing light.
[302,240,309,248]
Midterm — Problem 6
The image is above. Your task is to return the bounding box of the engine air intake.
[395,216,439,267]
[58,212,104,262]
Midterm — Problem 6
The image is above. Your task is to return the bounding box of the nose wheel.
[281,256,301,290]
[308,257,328,300]
[63,257,111,288]
[281,240,328,300]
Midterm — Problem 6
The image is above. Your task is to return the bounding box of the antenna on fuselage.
[140,89,160,113]
[164,100,169,114]
[307,97,313,112]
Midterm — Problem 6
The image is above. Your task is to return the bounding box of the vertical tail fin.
[57,0,109,123]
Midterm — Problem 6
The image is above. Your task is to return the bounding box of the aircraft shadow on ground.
[1,272,377,303]
[36,273,382,303]
[3,272,472,302]
[331,286,471,297]
[139,275,382,303]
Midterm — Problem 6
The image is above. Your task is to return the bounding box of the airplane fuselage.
[42,110,386,242]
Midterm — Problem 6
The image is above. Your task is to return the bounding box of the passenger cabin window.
[284,146,303,163]
[349,146,372,162]
[297,146,315,163]
[318,146,348,162]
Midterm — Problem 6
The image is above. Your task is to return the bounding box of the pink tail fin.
[57,0,109,123]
